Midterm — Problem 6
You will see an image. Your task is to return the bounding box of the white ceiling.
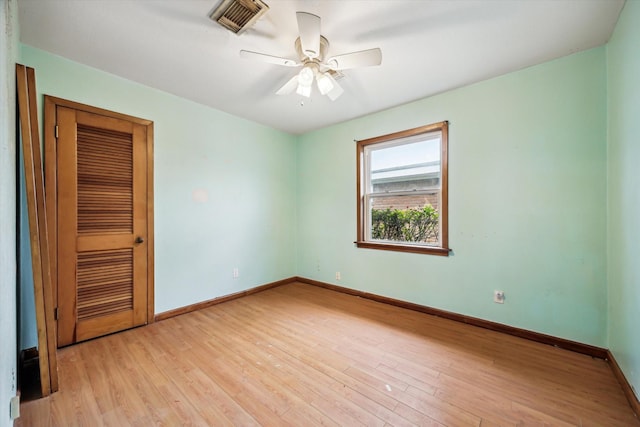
[18,0,624,135]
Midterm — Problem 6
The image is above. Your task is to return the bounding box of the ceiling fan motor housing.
[295,36,330,63]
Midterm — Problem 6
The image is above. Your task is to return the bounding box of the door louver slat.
[77,249,133,320]
[77,124,133,234]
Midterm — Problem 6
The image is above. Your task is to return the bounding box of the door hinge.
[55,125,59,139]
[9,395,20,420]
[54,307,58,320]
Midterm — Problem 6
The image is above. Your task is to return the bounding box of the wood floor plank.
[376,363,439,396]
[280,403,342,427]
[17,282,640,426]
[393,402,448,426]
[434,372,560,426]
[211,302,397,426]
[218,311,408,426]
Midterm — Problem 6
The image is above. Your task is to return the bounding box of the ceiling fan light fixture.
[316,72,334,95]
[327,81,344,101]
[296,84,312,98]
[298,66,314,87]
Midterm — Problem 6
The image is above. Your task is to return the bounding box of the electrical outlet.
[335,272,341,281]
[10,395,20,420]
[494,290,505,304]
[233,268,239,278]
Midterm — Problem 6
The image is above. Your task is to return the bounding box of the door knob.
[135,236,144,244]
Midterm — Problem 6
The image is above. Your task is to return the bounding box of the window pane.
[356,121,448,255]
[369,136,440,194]
[369,192,440,246]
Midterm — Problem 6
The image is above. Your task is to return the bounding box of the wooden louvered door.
[56,106,150,346]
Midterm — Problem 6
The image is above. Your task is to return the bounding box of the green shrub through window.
[371,205,439,243]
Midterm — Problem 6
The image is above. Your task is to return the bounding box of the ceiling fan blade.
[276,74,299,95]
[326,48,382,70]
[240,50,300,67]
[296,12,321,59]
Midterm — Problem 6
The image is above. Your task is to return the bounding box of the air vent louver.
[209,0,269,35]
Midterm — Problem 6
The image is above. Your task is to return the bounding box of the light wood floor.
[18,282,639,426]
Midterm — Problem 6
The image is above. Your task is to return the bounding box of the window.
[356,121,449,255]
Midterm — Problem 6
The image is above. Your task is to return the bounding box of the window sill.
[355,241,451,256]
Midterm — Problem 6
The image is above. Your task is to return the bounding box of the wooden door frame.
[44,95,155,348]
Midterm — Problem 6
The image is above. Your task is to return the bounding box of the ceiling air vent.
[209,0,269,35]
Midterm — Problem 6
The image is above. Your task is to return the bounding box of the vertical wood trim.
[16,64,52,396]
[440,121,449,249]
[146,123,155,324]
[25,68,58,392]
[132,124,147,325]
[355,141,364,243]
[56,107,78,347]
[44,96,58,334]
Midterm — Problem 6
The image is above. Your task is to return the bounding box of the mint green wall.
[18,45,297,347]
[297,48,608,346]
[1,0,19,425]
[607,0,640,401]
[17,15,630,361]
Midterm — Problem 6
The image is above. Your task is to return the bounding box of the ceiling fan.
[240,12,382,101]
